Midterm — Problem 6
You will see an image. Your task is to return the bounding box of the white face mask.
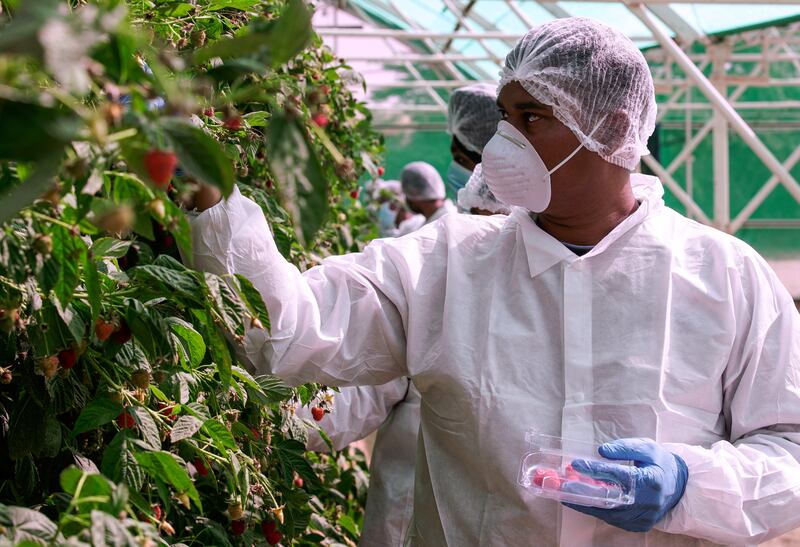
[481,120,586,213]
[377,201,398,235]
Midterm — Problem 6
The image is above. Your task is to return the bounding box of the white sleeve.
[657,251,800,544]
[190,186,409,386]
[298,378,411,452]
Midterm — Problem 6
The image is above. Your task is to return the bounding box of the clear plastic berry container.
[517,431,636,509]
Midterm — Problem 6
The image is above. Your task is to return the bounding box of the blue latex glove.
[561,438,688,532]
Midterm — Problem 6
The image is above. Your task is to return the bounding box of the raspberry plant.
[0,0,382,544]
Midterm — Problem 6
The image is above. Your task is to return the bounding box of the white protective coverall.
[298,203,458,545]
[298,378,418,547]
[396,201,456,237]
[191,174,800,546]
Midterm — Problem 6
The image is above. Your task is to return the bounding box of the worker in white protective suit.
[396,162,456,236]
[446,83,503,199]
[297,378,417,546]
[190,17,800,547]
[297,173,510,547]
[457,165,511,216]
[371,179,415,238]
[294,88,507,547]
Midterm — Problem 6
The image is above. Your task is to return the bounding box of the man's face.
[450,139,478,171]
[406,198,423,215]
[496,81,594,215]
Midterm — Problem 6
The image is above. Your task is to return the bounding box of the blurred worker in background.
[398,161,455,236]
[370,179,422,238]
[457,165,511,216]
[446,83,503,199]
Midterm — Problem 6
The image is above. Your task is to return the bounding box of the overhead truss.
[316,0,800,235]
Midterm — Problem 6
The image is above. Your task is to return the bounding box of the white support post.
[710,43,730,230]
[684,90,694,219]
[629,4,800,212]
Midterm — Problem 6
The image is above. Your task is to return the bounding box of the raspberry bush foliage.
[0,0,383,544]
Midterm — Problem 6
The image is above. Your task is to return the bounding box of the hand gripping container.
[517,431,636,509]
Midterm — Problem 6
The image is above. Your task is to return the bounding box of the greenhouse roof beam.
[342,54,503,62]
[365,100,800,111]
[345,0,453,109]
[730,145,800,233]
[507,0,538,27]
[769,26,800,74]
[662,54,767,178]
[366,79,496,88]
[648,4,705,44]
[356,0,466,80]
[641,154,712,224]
[317,28,652,41]
[441,0,479,53]
[654,60,711,123]
[630,3,800,232]
[379,0,492,79]
[438,0,509,74]
[448,0,522,48]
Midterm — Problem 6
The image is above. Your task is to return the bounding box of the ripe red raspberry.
[194,458,209,477]
[57,348,77,369]
[116,410,136,429]
[95,318,115,341]
[231,518,246,536]
[143,150,177,190]
[312,112,328,128]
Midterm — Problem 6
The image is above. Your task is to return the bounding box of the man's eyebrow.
[514,101,548,110]
[496,99,549,110]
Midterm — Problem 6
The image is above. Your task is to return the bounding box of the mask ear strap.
[547,142,584,175]
[546,115,608,175]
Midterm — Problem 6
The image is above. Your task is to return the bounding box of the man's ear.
[602,111,631,155]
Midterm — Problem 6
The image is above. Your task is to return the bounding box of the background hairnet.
[371,179,403,202]
[457,165,511,214]
[401,162,446,201]
[447,84,502,155]
[499,17,656,171]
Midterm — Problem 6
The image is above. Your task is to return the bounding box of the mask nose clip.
[497,128,528,150]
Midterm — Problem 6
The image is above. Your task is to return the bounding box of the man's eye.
[526,113,541,123]
[499,110,508,120]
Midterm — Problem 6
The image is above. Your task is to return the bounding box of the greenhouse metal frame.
[316,0,800,237]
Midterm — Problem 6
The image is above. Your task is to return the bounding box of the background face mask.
[377,202,399,235]
[446,161,473,196]
[482,120,584,213]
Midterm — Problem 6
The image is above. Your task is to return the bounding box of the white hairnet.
[447,84,502,155]
[457,165,511,215]
[372,179,403,201]
[401,162,445,201]
[499,17,656,171]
